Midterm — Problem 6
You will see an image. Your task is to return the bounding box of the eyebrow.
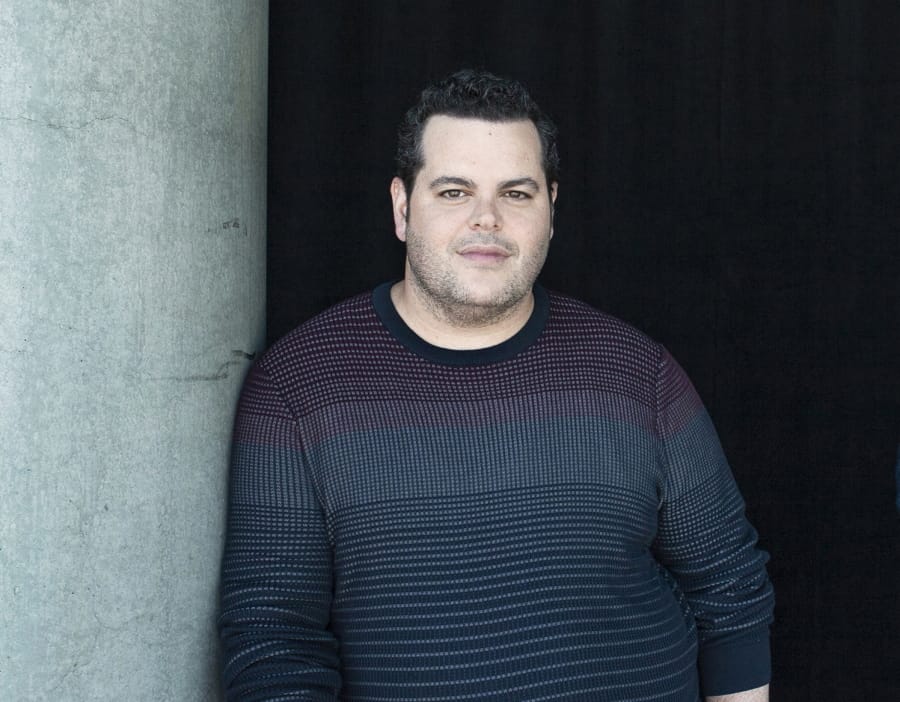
[427,175,542,192]
[428,176,475,190]
[498,177,541,192]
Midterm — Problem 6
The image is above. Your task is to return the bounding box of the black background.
[267,3,899,699]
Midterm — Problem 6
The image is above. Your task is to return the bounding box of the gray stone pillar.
[0,3,268,699]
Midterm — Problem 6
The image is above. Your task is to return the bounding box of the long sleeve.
[218,362,341,700]
[652,347,774,697]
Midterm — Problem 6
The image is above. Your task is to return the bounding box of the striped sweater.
[219,283,773,701]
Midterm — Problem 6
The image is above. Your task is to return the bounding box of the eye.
[439,189,466,199]
[502,190,532,200]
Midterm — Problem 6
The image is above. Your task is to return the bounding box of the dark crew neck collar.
[372,282,549,366]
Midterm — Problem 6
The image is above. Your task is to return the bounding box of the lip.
[457,245,511,263]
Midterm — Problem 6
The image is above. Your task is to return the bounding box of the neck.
[390,281,535,350]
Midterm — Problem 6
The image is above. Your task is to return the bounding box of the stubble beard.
[403,224,550,329]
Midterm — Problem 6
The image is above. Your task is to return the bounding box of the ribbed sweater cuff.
[698,634,771,696]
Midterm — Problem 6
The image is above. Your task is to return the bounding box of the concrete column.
[0,3,267,700]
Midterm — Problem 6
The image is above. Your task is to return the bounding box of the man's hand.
[706,683,769,702]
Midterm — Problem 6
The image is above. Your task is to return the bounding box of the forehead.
[418,116,543,180]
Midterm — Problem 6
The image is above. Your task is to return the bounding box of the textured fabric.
[219,283,774,701]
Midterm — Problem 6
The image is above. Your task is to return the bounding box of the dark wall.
[267,3,900,699]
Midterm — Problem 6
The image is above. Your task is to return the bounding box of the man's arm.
[218,362,340,700]
[653,348,775,696]
[707,683,769,701]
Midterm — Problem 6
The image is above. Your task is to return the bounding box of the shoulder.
[543,290,702,428]
[543,289,663,365]
[533,289,672,409]
[255,288,387,383]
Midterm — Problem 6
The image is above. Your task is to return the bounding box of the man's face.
[391,116,557,326]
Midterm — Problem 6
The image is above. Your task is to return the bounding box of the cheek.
[508,210,553,239]
[416,207,470,236]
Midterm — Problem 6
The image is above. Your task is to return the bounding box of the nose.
[468,198,502,231]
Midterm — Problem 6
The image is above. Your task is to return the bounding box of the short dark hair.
[395,69,560,197]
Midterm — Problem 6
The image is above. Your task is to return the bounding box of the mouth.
[456,244,512,265]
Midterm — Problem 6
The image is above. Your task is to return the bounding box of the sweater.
[219,283,774,701]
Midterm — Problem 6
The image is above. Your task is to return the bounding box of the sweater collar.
[372,281,549,366]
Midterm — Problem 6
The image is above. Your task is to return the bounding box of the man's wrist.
[705,683,769,702]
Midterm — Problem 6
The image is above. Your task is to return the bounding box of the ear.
[549,181,558,239]
[390,177,409,241]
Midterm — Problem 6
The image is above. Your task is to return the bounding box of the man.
[219,69,774,701]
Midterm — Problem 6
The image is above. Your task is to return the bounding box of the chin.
[458,281,529,310]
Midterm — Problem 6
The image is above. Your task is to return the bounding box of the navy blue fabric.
[219,288,773,700]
